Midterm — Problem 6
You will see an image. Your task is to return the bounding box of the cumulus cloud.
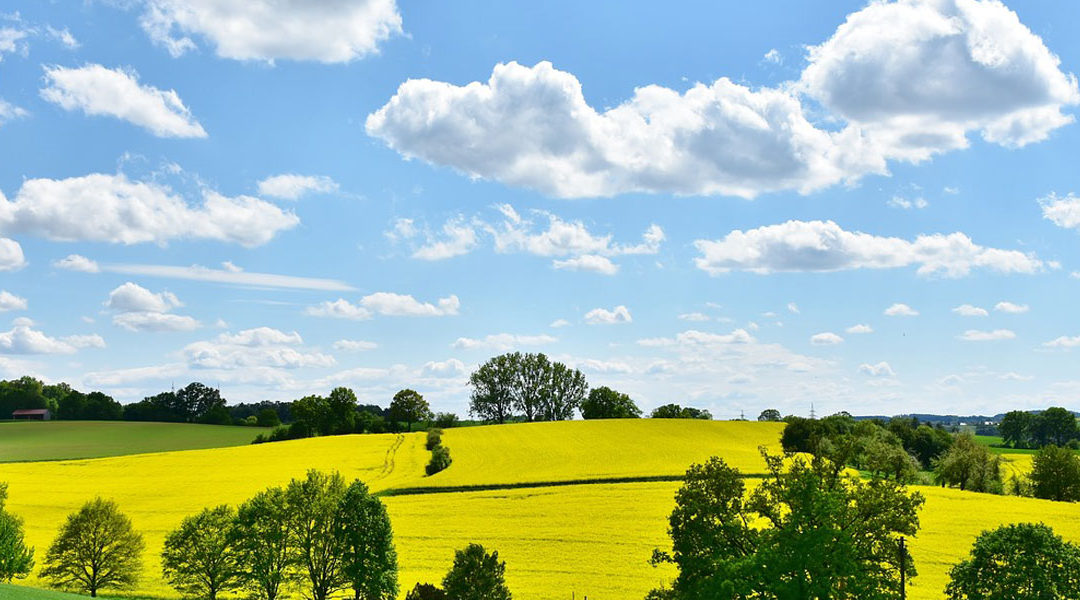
[420,358,467,378]
[256,174,338,200]
[105,282,200,332]
[859,362,895,377]
[0,173,298,246]
[0,27,29,59]
[182,327,334,369]
[451,333,557,351]
[0,291,26,312]
[884,303,919,317]
[0,320,102,355]
[958,329,1016,341]
[549,319,570,328]
[584,305,632,325]
[952,304,988,317]
[638,329,754,347]
[411,217,479,261]
[113,312,200,333]
[0,238,25,271]
[810,332,843,345]
[994,301,1029,313]
[678,312,712,322]
[307,293,460,320]
[787,302,800,314]
[888,196,928,210]
[333,339,378,352]
[53,254,99,273]
[692,220,1043,277]
[41,64,207,138]
[0,99,28,128]
[846,324,873,334]
[139,0,402,63]
[552,255,618,275]
[1044,336,1080,349]
[1041,193,1080,230]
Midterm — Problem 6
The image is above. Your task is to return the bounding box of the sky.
[1,0,1079,418]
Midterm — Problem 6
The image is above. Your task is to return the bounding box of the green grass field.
[0,584,150,600]
[0,421,268,462]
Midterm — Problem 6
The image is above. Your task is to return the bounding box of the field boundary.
[377,472,770,496]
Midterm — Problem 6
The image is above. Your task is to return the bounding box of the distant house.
[12,408,51,421]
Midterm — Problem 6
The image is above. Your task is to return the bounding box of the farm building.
[12,409,51,421]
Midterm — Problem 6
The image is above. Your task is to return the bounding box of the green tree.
[1031,407,1079,447]
[233,487,294,600]
[468,354,518,424]
[337,481,398,600]
[292,395,332,436]
[327,387,359,435]
[286,470,347,600]
[441,543,511,600]
[650,450,923,600]
[0,483,33,582]
[945,523,1080,600]
[542,361,587,421]
[41,498,144,597]
[757,409,782,422]
[513,352,548,421]
[176,382,226,423]
[405,583,446,600]
[256,408,282,428]
[580,386,641,419]
[864,432,920,483]
[1030,445,1080,502]
[161,505,241,600]
[650,404,711,420]
[933,434,1003,493]
[389,389,432,433]
[998,410,1033,448]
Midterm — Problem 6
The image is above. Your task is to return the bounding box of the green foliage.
[1030,407,1079,448]
[468,353,588,424]
[405,583,447,600]
[864,431,920,483]
[256,408,282,428]
[432,412,459,429]
[327,388,359,435]
[161,505,241,600]
[468,354,517,424]
[336,481,398,600]
[945,523,1080,600]
[292,395,333,436]
[0,483,33,583]
[232,487,294,600]
[426,429,443,451]
[650,404,712,420]
[757,409,782,422]
[427,445,452,476]
[41,498,144,597]
[651,450,923,600]
[389,390,432,433]
[285,471,348,600]
[580,386,641,419]
[999,410,1033,448]
[933,434,1003,493]
[0,377,48,420]
[1030,445,1080,502]
[441,544,512,600]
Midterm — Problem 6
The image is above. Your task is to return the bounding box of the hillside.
[0,421,268,462]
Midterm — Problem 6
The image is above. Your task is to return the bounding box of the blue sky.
[1,0,1080,417]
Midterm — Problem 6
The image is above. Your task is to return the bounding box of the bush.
[405,583,446,600]
[426,429,443,451]
[426,445,452,476]
[433,412,460,429]
[256,408,281,428]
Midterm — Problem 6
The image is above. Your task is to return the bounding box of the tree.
[757,409,782,422]
[650,450,923,600]
[233,487,294,600]
[41,498,144,597]
[469,355,517,424]
[542,361,587,421]
[292,395,332,436]
[327,387,359,435]
[650,404,711,420]
[389,390,432,433]
[469,353,590,424]
[945,523,1080,600]
[441,544,512,600]
[1031,407,1079,448]
[999,410,1033,448]
[864,432,920,483]
[0,483,33,583]
[176,382,226,423]
[405,583,446,600]
[337,481,398,600]
[257,408,282,428]
[580,386,641,419]
[933,434,1003,493]
[286,470,348,600]
[1030,445,1080,502]
[162,505,242,600]
[514,352,548,422]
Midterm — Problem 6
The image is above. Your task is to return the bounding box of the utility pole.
[899,536,907,600]
[810,402,816,419]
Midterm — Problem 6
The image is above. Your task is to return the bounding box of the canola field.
[2,420,1080,600]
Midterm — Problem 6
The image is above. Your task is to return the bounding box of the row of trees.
[468,353,588,423]
[998,407,1079,449]
[0,377,123,422]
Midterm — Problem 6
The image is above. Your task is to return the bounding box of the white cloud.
[994,301,1029,314]
[85,363,186,386]
[489,207,663,258]
[63,334,106,349]
[451,333,557,352]
[412,218,479,261]
[801,0,1079,157]
[787,302,800,314]
[332,339,378,352]
[638,329,754,347]
[584,305,632,325]
[105,282,181,313]
[0,99,27,127]
[256,174,338,200]
[139,0,402,63]
[41,64,206,138]
[888,196,928,210]
[859,362,895,377]
[575,359,633,374]
[1,173,298,247]
[884,303,919,317]
[678,312,712,322]
[952,304,988,317]
[552,255,618,275]
[763,48,782,64]
[958,329,1016,342]
[307,293,460,320]
[53,254,100,273]
[0,27,29,59]
[846,324,873,334]
[104,263,352,291]
[693,220,1043,277]
[0,321,97,355]
[113,312,201,333]
[182,327,334,369]
[1043,336,1080,349]
[0,238,25,271]
[45,26,78,49]
[549,319,570,328]
[1039,193,1080,230]
[420,358,467,378]
[810,332,843,345]
[0,291,26,312]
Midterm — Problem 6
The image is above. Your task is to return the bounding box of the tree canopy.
[389,389,432,432]
[1030,445,1080,502]
[441,543,512,600]
[161,505,241,600]
[946,523,1080,600]
[580,386,641,419]
[41,498,144,597]
[468,353,587,424]
[0,483,33,583]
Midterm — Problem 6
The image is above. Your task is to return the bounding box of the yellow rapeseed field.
[3,420,1080,600]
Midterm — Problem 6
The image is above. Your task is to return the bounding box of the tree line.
[998,407,1080,449]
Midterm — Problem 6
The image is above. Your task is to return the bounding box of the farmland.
[0,422,268,462]
[2,420,1080,599]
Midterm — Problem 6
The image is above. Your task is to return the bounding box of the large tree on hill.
[177,382,226,422]
[468,354,519,424]
[327,387,359,434]
[543,362,587,421]
[469,353,587,424]
[932,434,1002,493]
[233,487,294,600]
[441,544,512,600]
[757,409,782,422]
[0,483,33,583]
[161,505,242,600]
[292,394,333,436]
[337,481,398,600]
[286,470,348,600]
[946,523,1080,600]
[389,389,432,432]
[1031,407,1079,447]
[580,386,641,419]
[999,410,1033,448]
[1030,445,1080,502]
[41,498,144,597]
[649,451,922,600]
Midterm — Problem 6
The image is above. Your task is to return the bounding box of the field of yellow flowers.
[2,420,1079,600]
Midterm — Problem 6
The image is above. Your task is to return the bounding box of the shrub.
[426,445,452,476]
[433,412,460,429]
[405,583,446,600]
[426,429,443,451]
